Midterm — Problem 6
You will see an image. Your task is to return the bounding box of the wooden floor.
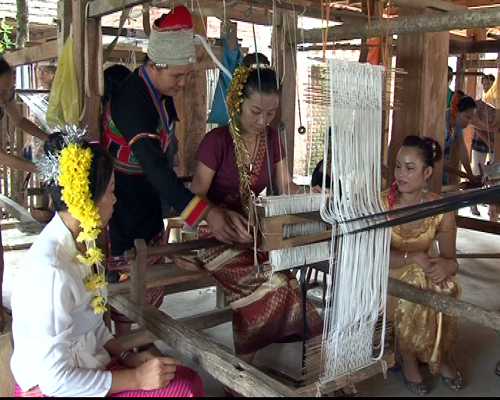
[2,205,500,396]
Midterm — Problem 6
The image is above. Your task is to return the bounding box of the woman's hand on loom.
[134,356,181,390]
[205,206,253,244]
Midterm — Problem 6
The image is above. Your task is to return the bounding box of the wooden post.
[130,238,147,305]
[57,0,73,53]
[271,11,297,176]
[72,0,102,140]
[83,17,103,141]
[174,15,208,176]
[389,6,448,194]
[72,0,86,123]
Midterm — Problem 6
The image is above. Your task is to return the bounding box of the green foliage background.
[0,19,14,54]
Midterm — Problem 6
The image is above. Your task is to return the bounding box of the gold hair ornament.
[226,64,253,216]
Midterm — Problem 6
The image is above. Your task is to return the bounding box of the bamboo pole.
[302,7,500,43]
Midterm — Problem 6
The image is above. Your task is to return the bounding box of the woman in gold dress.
[381,135,463,396]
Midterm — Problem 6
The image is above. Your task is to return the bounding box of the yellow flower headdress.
[37,126,107,314]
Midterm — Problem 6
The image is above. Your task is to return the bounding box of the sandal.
[402,372,429,397]
[495,360,500,377]
[397,346,428,396]
[441,358,464,392]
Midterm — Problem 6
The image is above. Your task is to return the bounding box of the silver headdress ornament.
[36,125,90,185]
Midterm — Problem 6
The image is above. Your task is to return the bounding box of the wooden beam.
[88,0,366,24]
[456,215,500,235]
[102,26,149,40]
[389,0,467,12]
[388,277,500,331]
[302,7,500,43]
[465,59,499,69]
[108,295,300,397]
[88,0,144,19]
[2,40,58,67]
[450,38,500,54]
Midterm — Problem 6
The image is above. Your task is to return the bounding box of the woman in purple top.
[190,54,324,394]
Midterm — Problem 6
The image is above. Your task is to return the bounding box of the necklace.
[246,134,260,172]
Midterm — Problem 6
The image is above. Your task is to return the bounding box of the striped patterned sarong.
[14,362,204,397]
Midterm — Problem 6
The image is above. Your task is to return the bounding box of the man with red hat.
[102,5,252,334]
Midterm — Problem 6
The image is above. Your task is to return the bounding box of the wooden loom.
[104,194,500,397]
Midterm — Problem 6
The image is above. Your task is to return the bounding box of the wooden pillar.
[83,17,103,141]
[389,6,448,194]
[72,0,102,141]
[271,11,297,175]
[72,0,85,123]
[57,0,72,53]
[175,15,207,176]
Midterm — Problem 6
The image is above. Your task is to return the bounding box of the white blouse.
[10,213,114,397]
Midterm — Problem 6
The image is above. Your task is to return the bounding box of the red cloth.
[14,364,204,397]
[155,6,193,30]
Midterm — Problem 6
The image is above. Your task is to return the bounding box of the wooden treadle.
[107,263,213,296]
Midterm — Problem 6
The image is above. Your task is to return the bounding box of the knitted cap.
[147,5,196,67]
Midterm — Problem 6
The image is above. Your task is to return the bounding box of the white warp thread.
[256,193,331,271]
[319,59,391,383]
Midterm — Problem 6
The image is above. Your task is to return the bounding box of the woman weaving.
[189,53,325,394]
[381,135,463,396]
[9,129,204,397]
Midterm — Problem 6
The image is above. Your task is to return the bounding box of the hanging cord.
[195,34,232,79]
[247,1,274,195]
[289,5,305,136]
[103,7,131,63]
